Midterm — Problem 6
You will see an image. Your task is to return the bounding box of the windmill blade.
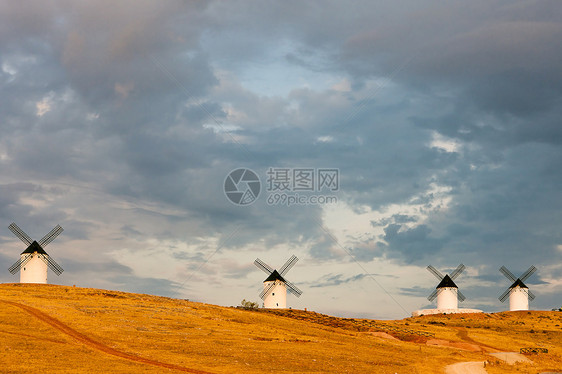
[38,254,64,275]
[450,264,466,280]
[427,289,438,302]
[457,290,466,302]
[8,254,32,275]
[279,255,298,276]
[499,266,517,282]
[39,225,64,247]
[285,280,302,297]
[44,255,63,276]
[519,265,537,282]
[38,254,49,266]
[8,223,33,246]
[498,287,511,302]
[427,265,444,280]
[259,282,275,300]
[254,258,274,275]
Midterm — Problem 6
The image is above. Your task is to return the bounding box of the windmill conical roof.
[264,270,286,283]
[436,274,458,289]
[21,241,47,255]
[510,278,529,289]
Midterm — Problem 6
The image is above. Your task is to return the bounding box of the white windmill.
[499,265,536,311]
[426,264,466,310]
[7,223,64,284]
[254,255,302,309]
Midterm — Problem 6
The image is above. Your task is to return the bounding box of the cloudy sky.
[1,1,561,319]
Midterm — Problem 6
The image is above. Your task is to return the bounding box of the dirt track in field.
[0,299,214,374]
[453,327,501,353]
[445,361,487,374]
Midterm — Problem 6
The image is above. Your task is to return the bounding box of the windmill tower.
[499,265,536,311]
[7,223,64,284]
[254,255,302,309]
[427,264,466,310]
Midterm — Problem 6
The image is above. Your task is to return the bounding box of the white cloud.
[316,135,334,143]
[36,95,53,117]
[429,131,460,153]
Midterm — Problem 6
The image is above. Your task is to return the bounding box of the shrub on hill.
[240,299,259,309]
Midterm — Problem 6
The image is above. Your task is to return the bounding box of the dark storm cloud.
[0,183,38,220]
[292,0,562,295]
[0,251,14,282]
[1,0,461,261]
[0,184,70,242]
[108,275,180,297]
[310,273,367,288]
[435,143,562,263]
[399,286,429,298]
[338,1,562,146]
[377,224,446,263]
[63,259,132,274]
[371,214,418,227]
[1,1,560,316]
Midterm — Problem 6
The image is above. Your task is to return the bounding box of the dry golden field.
[0,283,560,373]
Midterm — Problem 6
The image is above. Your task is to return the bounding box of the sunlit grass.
[0,284,560,373]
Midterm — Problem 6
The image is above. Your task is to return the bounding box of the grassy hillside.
[0,283,560,373]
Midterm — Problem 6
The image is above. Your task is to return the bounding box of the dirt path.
[444,327,535,372]
[0,299,213,374]
[426,337,482,352]
[454,327,500,353]
[489,352,532,364]
[445,361,487,374]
